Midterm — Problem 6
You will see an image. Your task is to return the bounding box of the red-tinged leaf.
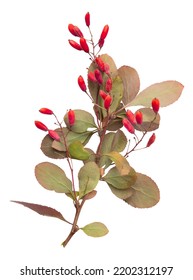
[124,173,160,208]
[129,80,184,107]
[11,201,66,222]
[35,162,72,194]
[118,65,140,105]
[82,190,97,200]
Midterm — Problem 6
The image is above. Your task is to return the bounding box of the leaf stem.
[61,199,85,247]
[53,113,78,205]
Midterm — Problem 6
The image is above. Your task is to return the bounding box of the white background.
[0,0,192,279]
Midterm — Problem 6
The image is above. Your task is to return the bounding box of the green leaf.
[35,162,72,194]
[99,130,127,168]
[41,133,66,159]
[11,201,66,222]
[81,222,109,237]
[64,110,97,133]
[108,184,133,199]
[118,65,140,105]
[105,151,130,175]
[52,128,93,152]
[134,108,160,132]
[78,162,100,199]
[103,166,137,189]
[68,141,91,160]
[109,74,124,113]
[124,173,160,208]
[128,80,184,107]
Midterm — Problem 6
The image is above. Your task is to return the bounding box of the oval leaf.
[105,151,131,175]
[108,184,133,199]
[52,128,93,152]
[99,130,127,168]
[41,133,66,159]
[103,166,137,189]
[109,74,124,113]
[124,173,160,208]
[11,201,66,222]
[64,110,97,133]
[118,65,140,105]
[69,141,90,160]
[78,162,100,198]
[35,162,72,194]
[129,80,184,107]
[82,190,97,201]
[81,222,109,237]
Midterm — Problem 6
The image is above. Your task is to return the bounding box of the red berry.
[88,72,97,82]
[80,37,89,53]
[34,121,48,131]
[122,118,135,134]
[68,109,75,126]
[78,75,87,92]
[104,63,110,75]
[39,108,53,115]
[68,24,83,37]
[85,12,90,27]
[135,110,143,124]
[95,57,105,72]
[48,130,60,141]
[100,25,109,40]
[94,69,103,84]
[105,78,112,92]
[99,90,107,100]
[68,40,82,51]
[104,95,112,110]
[126,110,136,124]
[152,98,160,113]
[98,38,104,48]
[146,133,156,147]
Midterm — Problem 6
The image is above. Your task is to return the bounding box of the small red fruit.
[135,110,143,124]
[39,108,53,115]
[122,118,135,134]
[88,72,97,82]
[85,12,90,27]
[34,121,48,131]
[78,75,87,92]
[146,133,156,147]
[95,57,105,72]
[126,110,136,124]
[80,37,89,53]
[104,95,112,110]
[48,130,60,141]
[152,98,160,113]
[100,25,109,40]
[68,24,83,37]
[105,78,112,92]
[68,109,75,126]
[98,38,104,48]
[94,69,103,85]
[99,90,107,100]
[68,40,82,51]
